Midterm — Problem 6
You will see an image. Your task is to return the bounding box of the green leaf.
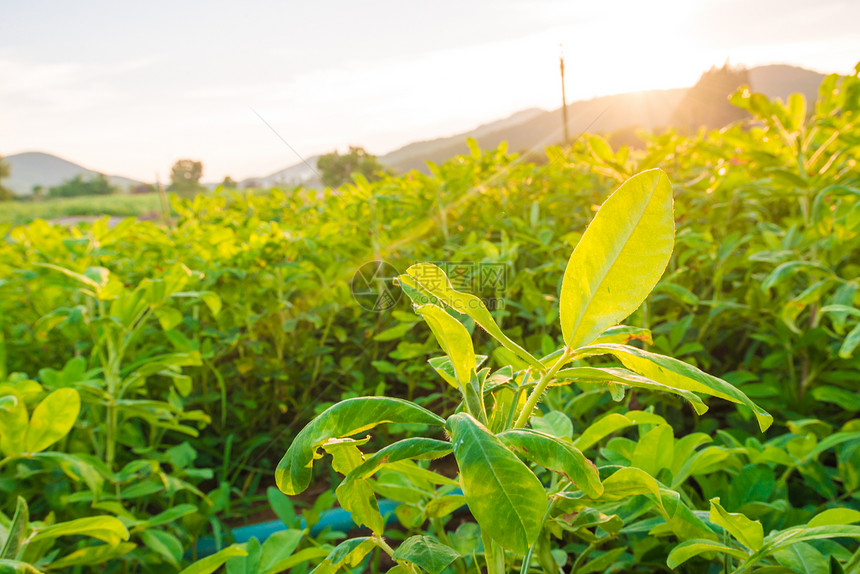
[667,539,749,568]
[154,307,183,331]
[631,425,674,477]
[139,504,199,528]
[560,169,673,349]
[266,487,297,526]
[0,497,28,560]
[497,428,603,497]
[263,547,330,574]
[398,263,543,371]
[425,495,466,519]
[773,542,828,574]
[25,388,80,453]
[49,543,136,569]
[557,366,708,415]
[140,529,183,567]
[446,413,546,555]
[276,398,445,495]
[393,535,460,574]
[807,508,860,528]
[258,530,304,574]
[576,343,773,431]
[530,411,573,440]
[0,392,27,456]
[31,516,129,546]
[415,304,476,388]
[811,386,860,412]
[311,537,377,574]
[573,411,665,452]
[839,322,860,358]
[178,546,249,574]
[709,497,763,551]
[337,438,452,533]
[597,467,677,518]
[0,559,43,574]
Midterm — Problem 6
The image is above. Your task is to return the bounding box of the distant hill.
[373,64,826,174]
[3,152,141,196]
[239,155,323,189]
[378,89,687,173]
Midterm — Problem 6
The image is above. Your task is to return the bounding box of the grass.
[0,193,165,225]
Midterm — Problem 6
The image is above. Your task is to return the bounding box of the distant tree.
[31,185,45,200]
[672,62,751,132]
[49,173,117,198]
[0,156,13,201]
[317,146,389,188]
[168,159,205,193]
[221,176,237,189]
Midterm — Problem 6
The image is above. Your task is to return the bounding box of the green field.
[0,192,165,225]
[1,69,859,573]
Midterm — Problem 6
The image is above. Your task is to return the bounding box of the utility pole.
[559,44,570,145]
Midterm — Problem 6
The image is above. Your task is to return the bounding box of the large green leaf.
[446,413,546,555]
[415,304,476,388]
[30,516,129,546]
[398,263,544,371]
[25,388,80,453]
[556,366,708,414]
[560,169,674,349]
[667,539,749,568]
[276,398,445,495]
[709,497,763,551]
[576,343,773,431]
[497,428,603,497]
[392,535,460,574]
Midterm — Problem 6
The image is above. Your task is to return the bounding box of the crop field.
[1,69,859,573]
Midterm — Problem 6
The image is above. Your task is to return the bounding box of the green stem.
[482,531,505,574]
[514,349,572,429]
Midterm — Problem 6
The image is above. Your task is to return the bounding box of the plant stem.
[514,349,572,429]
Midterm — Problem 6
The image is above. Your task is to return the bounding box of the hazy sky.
[2,0,858,182]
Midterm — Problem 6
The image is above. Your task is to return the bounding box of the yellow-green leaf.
[25,388,80,453]
[560,169,674,349]
[709,497,763,551]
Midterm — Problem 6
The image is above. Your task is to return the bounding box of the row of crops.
[0,65,858,572]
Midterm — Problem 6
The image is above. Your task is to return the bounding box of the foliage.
[0,64,859,572]
[317,146,389,188]
[48,173,118,198]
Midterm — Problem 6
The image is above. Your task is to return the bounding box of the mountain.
[2,152,141,196]
[378,89,687,173]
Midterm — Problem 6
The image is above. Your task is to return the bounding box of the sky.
[2,0,859,183]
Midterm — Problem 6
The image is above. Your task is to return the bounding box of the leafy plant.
[275,170,775,573]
